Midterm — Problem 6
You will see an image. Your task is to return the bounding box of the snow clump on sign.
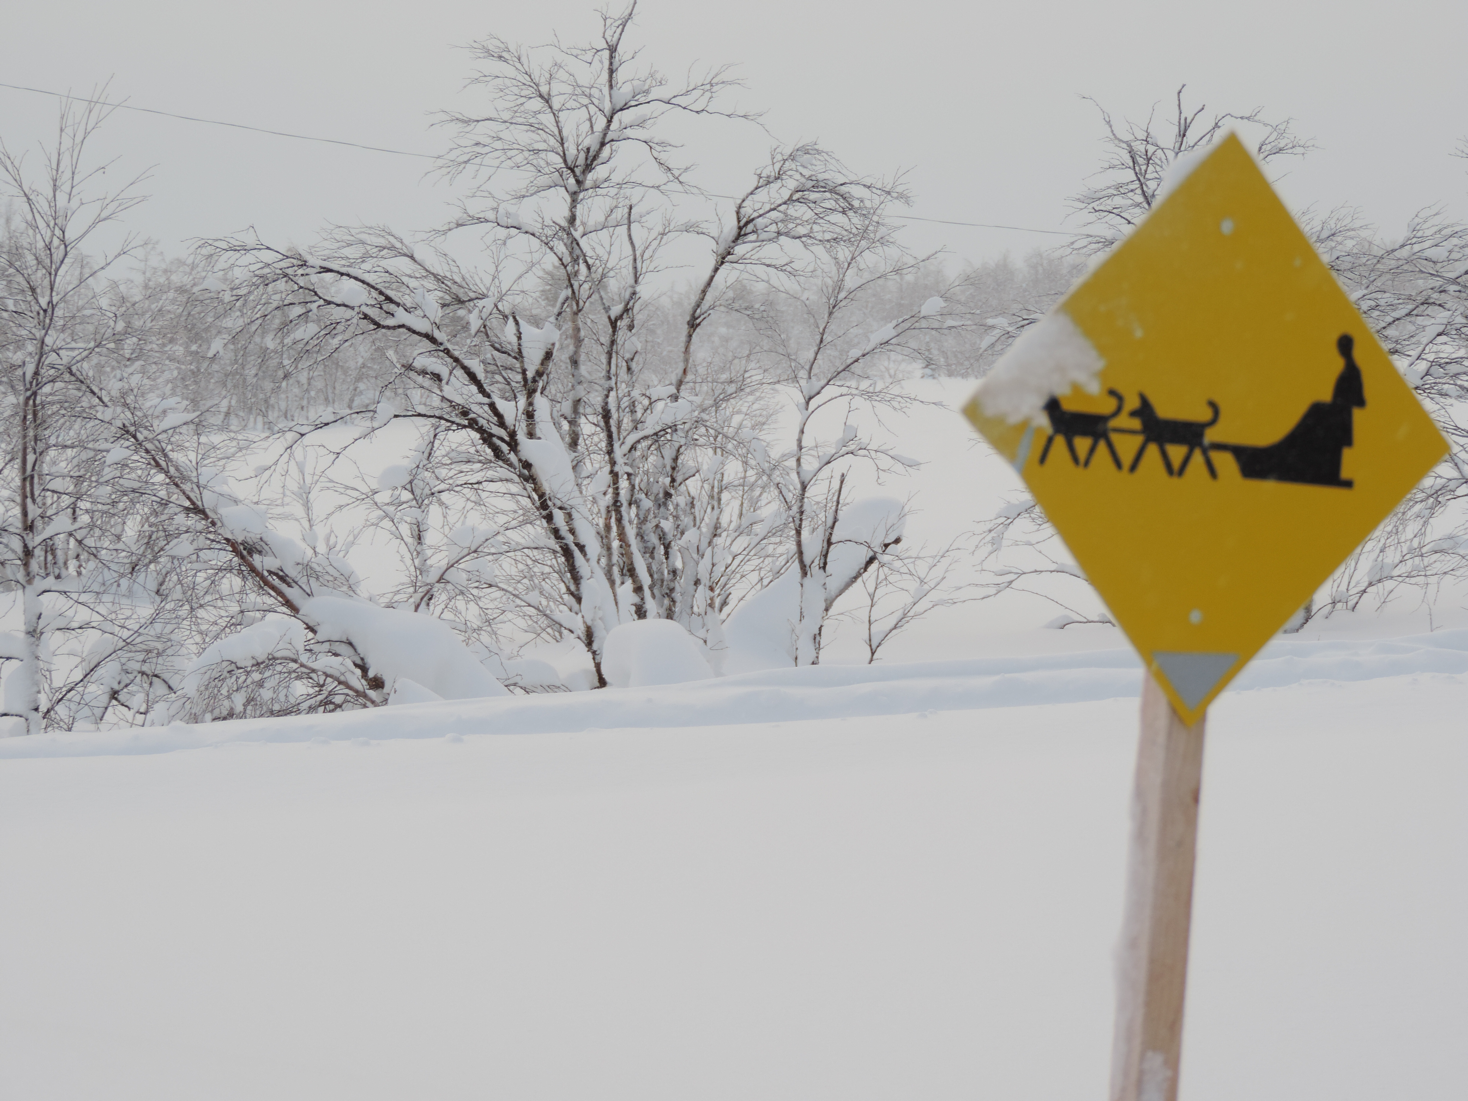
[974,309,1106,425]
[601,620,715,688]
[1152,143,1214,206]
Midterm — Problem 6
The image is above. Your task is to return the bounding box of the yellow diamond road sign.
[963,134,1448,724]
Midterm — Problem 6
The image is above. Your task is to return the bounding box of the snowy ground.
[2,632,1465,1100]
[1,380,1465,1098]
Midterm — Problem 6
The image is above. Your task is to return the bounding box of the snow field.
[0,668,1463,1100]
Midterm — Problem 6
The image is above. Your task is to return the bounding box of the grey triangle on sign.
[1152,651,1239,711]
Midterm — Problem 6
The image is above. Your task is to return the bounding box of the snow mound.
[721,571,800,674]
[601,620,715,688]
[500,657,565,690]
[300,597,509,701]
[973,309,1105,425]
[721,497,905,674]
[387,678,444,706]
[825,497,904,591]
[183,616,306,695]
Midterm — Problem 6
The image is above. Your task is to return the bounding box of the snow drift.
[601,620,715,688]
[300,597,508,701]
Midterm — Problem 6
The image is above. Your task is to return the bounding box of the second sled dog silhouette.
[1127,394,1221,478]
[1040,389,1126,469]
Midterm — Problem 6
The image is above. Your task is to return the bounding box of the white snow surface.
[973,308,1106,424]
[0,634,1463,1100]
[601,619,715,688]
[299,596,509,701]
[721,568,801,673]
[8,626,1468,756]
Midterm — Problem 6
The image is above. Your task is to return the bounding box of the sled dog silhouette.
[1039,389,1126,469]
[1127,394,1220,478]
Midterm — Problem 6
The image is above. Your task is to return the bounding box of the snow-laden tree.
[738,214,950,664]
[204,2,955,683]
[939,252,1081,377]
[0,111,510,732]
[130,249,386,429]
[70,358,524,722]
[0,95,157,735]
[84,389,390,719]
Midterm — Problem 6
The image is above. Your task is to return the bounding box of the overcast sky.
[2,0,1464,268]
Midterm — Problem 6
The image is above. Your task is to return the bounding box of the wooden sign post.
[961,133,1447,1098]
[1110,675,1206,1101]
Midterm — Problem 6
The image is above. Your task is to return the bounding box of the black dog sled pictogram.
[1035,333,1367,490]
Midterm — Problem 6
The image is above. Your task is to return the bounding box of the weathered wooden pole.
[1109,671,1207,1101]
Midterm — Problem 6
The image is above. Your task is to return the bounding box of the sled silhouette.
[1210,333,1366,489]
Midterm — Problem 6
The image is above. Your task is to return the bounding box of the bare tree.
[1067,86,1312,256]
[204,2,944,683]
[746,205,954,664]
[941,251,1082,376]
[971,498,1113,628]
[846,537,973,662]
[0,94,150,734]
[1297,206,1468,622]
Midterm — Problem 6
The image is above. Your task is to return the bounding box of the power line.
[891,213,1071,236]
[0,80,440,161]
[0,80,1073,238]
